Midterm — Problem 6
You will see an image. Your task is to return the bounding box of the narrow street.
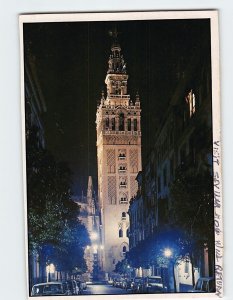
[83,284,131,295]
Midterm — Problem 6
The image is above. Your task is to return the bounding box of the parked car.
[189,277,215,293]
[122,278,132,290]
[31,282,72,296]
[82,280,87,290]
[76,280,84,294]
[113,277,123,288]
[66,279,80,295]
[143,276,165,293]
[131,277,143,293]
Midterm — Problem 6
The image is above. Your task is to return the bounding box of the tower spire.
[107,29,126,75]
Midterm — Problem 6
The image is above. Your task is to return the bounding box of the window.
[120,197,128,204]
[122,212,126,219]
[119,229,123,238]
[127,119,131,131]
[184,261,189,274]
[120,181,127,188]
[122,246,127,256]
[185,90,196,117]
[105,118,109,129]
[111,118,115,130]
[118,150,126,160]
[119,164,126,172]
[119,113,124,131]
[133,119,137,131]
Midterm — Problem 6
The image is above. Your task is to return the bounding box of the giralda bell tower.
[96,31,142,275]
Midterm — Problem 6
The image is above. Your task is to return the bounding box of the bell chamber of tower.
[96,35,142,276]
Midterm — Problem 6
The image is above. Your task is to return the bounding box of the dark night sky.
[24,19,211,195]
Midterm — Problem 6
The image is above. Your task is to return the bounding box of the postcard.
[19,11,222,299]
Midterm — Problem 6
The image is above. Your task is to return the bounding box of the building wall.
[128,35,213,290]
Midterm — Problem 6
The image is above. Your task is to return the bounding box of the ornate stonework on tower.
[96,34,142,275]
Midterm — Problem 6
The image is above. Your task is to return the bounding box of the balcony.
[108,94,130,99]
[118,155,126,160]
[119,182,127,188]
[104,130,141,136]
[119,198,128,204]
[118,168,127,173]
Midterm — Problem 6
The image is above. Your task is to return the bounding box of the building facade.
[128,34,214,292]
[96,38,142,275]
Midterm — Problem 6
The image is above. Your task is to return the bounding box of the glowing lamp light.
[46,263,55,274]
[100,245,104,250]
[86,245,90,250]
[93,244,98,254]
[164,248,172,258]
[90,232,98,241]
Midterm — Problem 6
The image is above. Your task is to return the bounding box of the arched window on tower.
[112,118,115,131]
[133,119,137,131]
[122,246,127,256]
[119,229,123,238]
[122,212,126,220]
[127,119,131,131]
[106,118,109,129]
[119,113,124,131]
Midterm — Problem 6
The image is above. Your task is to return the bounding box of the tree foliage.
[26,126,89,276]
[170,166,214,256]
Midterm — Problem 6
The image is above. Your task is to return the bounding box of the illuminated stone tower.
[96,32,142,275]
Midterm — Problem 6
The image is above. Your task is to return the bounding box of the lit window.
[185,90,196,117]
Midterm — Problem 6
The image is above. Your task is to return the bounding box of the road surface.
[83,283,131,295]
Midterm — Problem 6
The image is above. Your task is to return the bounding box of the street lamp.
[164,248,172,258]
[46,263,55,282]
[163,248,176,293]
[93,244,98,254]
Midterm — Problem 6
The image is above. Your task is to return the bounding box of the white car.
[31,281,72,296]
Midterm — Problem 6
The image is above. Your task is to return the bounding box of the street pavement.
[83,283,131,295]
